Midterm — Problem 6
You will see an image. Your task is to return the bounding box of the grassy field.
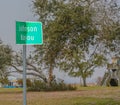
[0,87,120,105]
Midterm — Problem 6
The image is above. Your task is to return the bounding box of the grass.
[0,88,22,93]
[0,87,120,105]
[27,97,120,105]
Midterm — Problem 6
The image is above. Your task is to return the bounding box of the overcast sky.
[0,0,35,50]
[0,0,110,83]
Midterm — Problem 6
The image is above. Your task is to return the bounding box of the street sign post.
[16,21,43,105]
[23,44,26,105]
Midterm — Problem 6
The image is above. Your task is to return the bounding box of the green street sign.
[16,21,43,45]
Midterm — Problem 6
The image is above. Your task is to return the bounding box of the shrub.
[28,79,76,91]
[17,78,32,88]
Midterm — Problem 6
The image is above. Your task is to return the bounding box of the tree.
[81,0,120,86]
[0,40,13,85]
[32,0,70,86]
[11,51,47,83]
[32,0,105,86]
[59,51,107,86]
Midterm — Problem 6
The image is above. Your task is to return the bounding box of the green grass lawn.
[0,87,120,105]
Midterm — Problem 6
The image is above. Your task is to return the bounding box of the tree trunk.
[48,64,53,87]
[82,77,87,87]
[80,77,82,86]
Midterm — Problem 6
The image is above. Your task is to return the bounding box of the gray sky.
[0,0,35,50]
[0,0,106,83]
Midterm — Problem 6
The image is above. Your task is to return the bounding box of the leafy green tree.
[0,40,13,85]
[59,50,107,86]
[11,52,47,83]
[89,0,120,86]
[32,0,103,86]
[32,0,69,86]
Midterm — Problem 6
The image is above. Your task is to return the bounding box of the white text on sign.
[19,25,38,32]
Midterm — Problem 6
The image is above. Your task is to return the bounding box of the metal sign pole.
[23,45,27,105]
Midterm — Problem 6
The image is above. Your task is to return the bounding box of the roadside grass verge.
[30,97,120,105]
[1,96,119,105]
[0,88,22,93]
[0,86,120,105]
